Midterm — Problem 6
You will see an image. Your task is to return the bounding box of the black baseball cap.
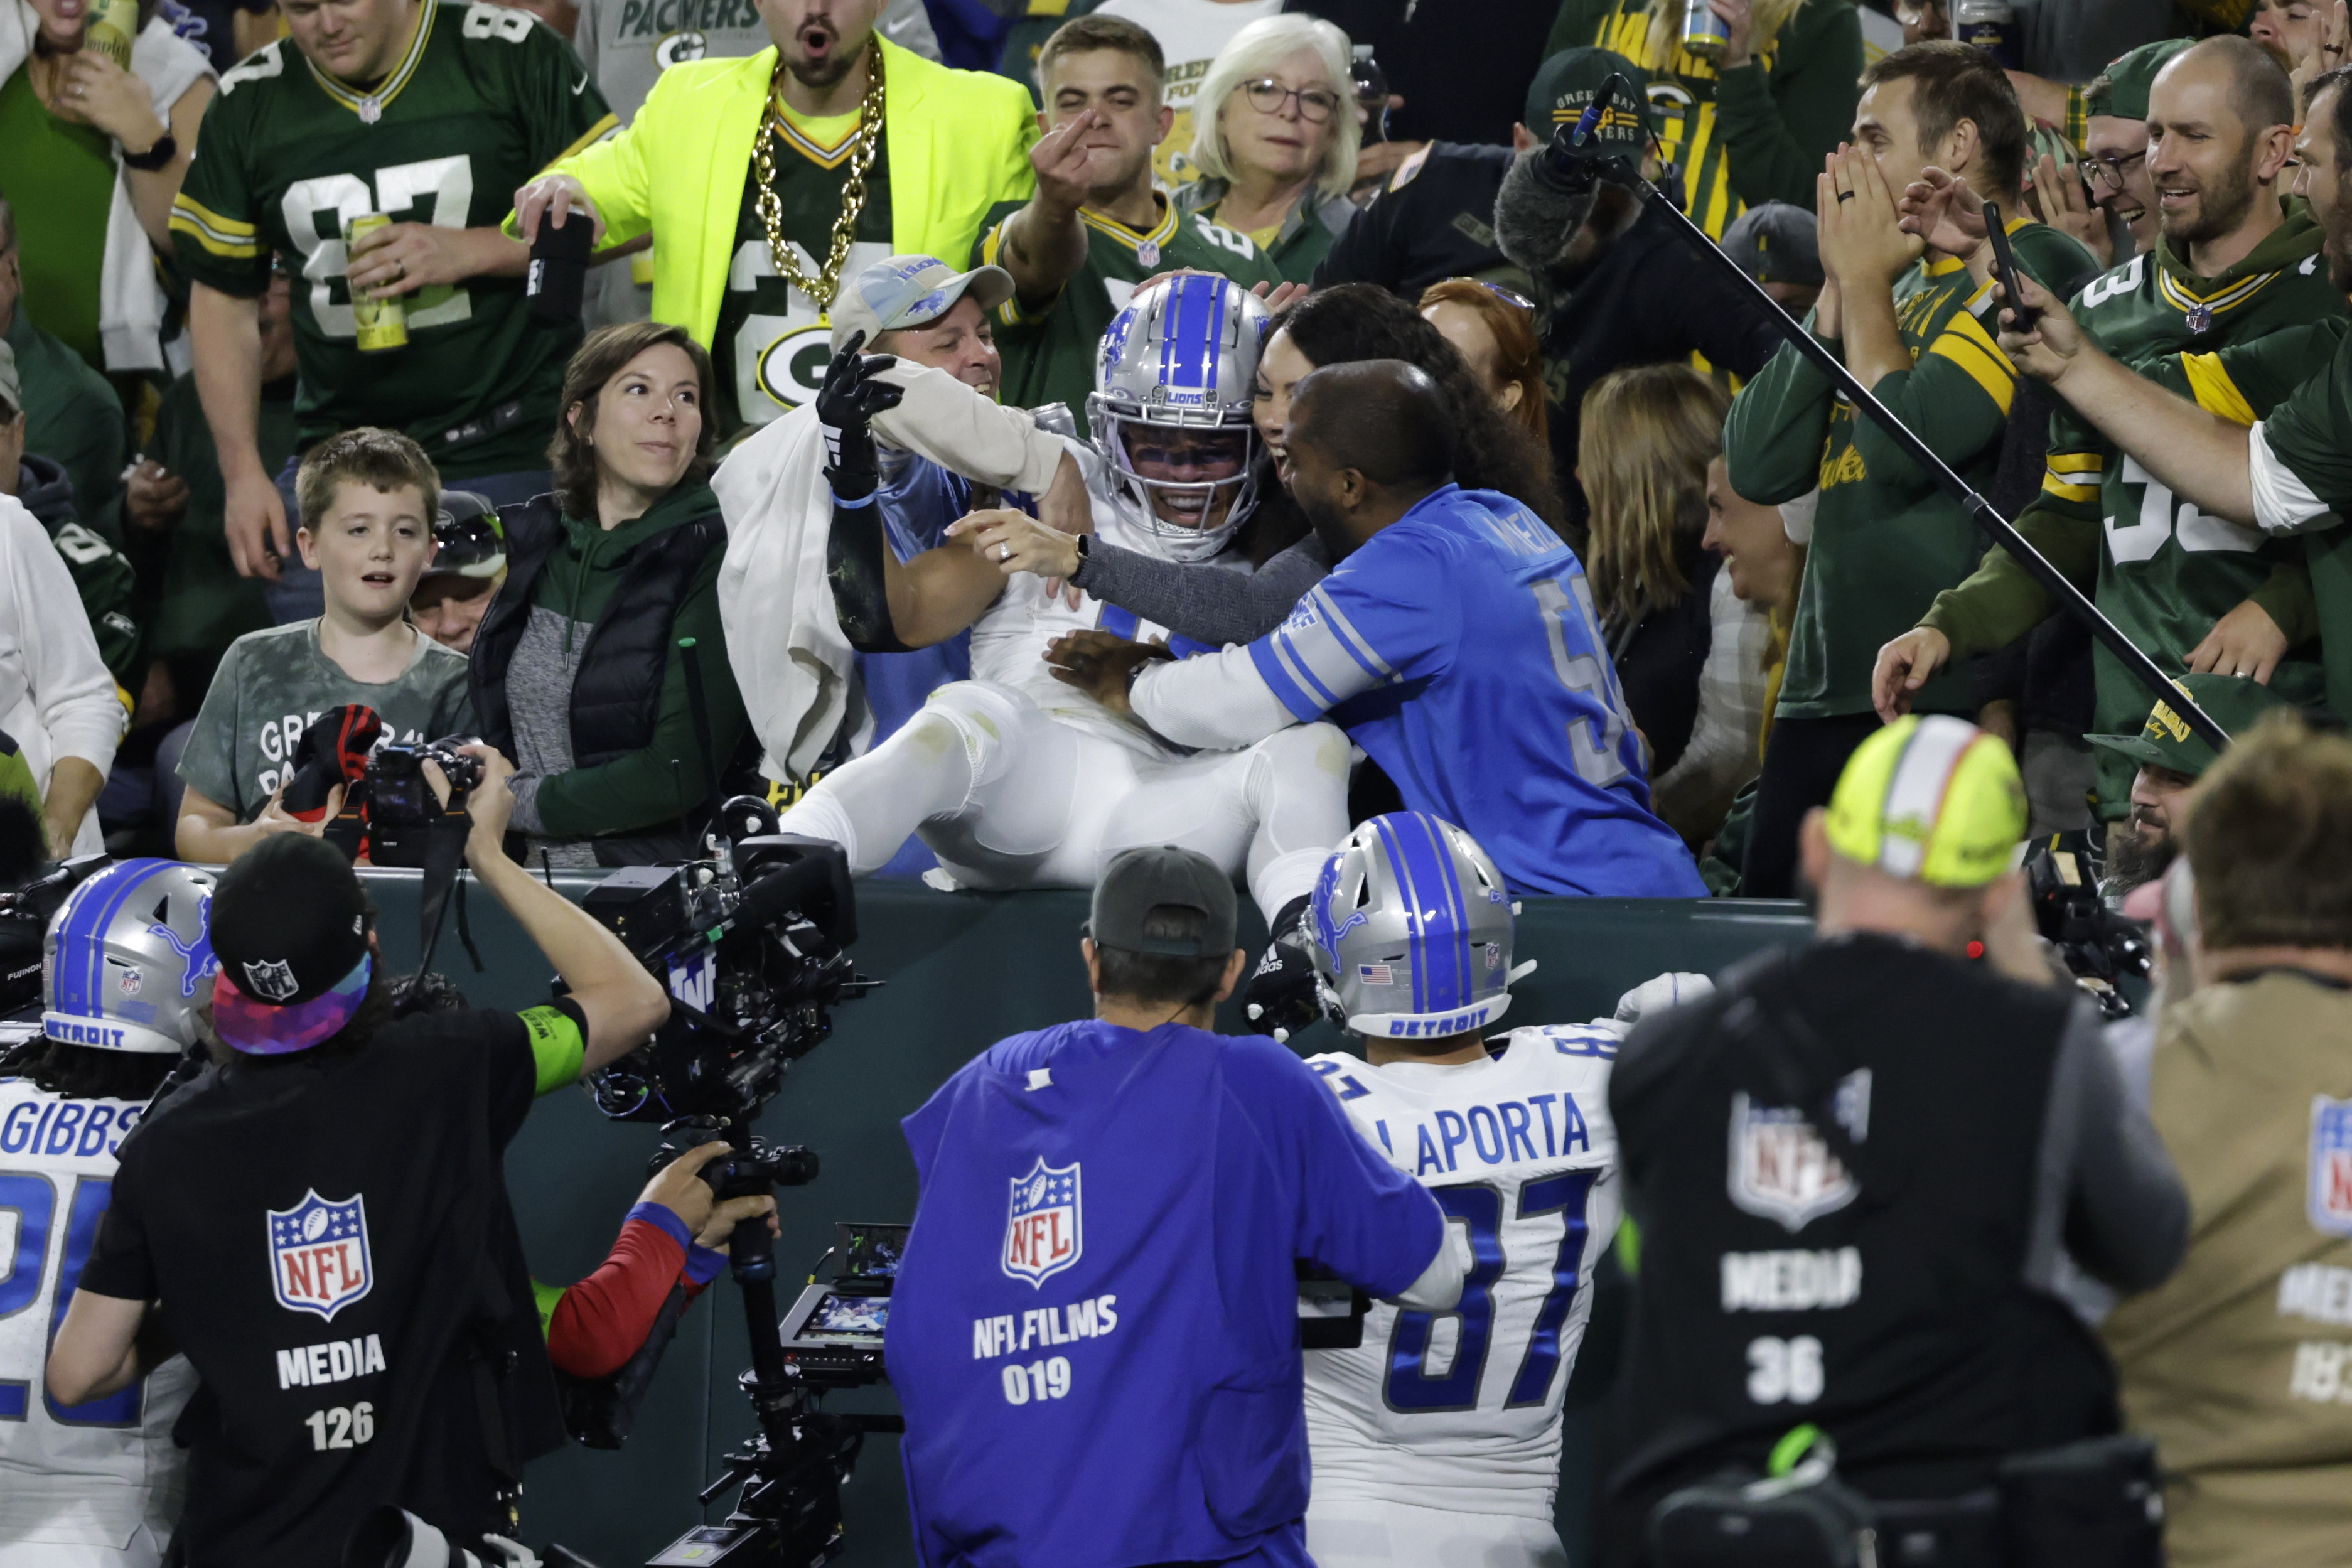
[208,835,374,1055]
[1722,201,1824,288]
[1086,847,1237,958]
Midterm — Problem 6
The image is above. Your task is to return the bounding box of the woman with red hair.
[1417,278,1550,451]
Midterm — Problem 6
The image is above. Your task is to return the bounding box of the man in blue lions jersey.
[1298,812,1710,1568]
[885,846,1466,1568]
[1044,358,1704,900]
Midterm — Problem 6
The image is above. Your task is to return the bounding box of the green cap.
[1523,48,1654,150]
[2085,36,2194,122]
[2085,673,2301,776]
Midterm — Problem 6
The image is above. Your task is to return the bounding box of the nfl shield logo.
[1727,1093,1858,1233]
[1002,1158,1082,1288]
[2310,1096,2352,1238]
[267,1190,373,1321]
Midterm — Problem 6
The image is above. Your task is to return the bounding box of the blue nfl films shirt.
[1249,486,1704,898]
[886,1019,1445,1567]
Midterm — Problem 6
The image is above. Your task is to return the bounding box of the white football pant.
[1306,1498,1570,1568]
[0,1521,171,1568]
[778,680,1350,919]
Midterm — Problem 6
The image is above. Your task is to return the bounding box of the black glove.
[1244,894,1323,1043]
[816,331,905,503]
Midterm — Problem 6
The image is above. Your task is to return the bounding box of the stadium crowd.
[1,0,2350,1563]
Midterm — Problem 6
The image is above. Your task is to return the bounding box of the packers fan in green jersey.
[975,13,1282,434]
[1877,38,2343,827]
[1723,41,2096,897]
[1991,64,2352,729]
[171,0,616,615]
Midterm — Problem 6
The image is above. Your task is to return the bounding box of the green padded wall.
[360,873,1810,1567]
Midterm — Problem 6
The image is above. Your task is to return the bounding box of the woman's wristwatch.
[1070,532,1092,582]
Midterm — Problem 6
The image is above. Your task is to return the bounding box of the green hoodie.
[1920,203,2345,819]
[518,482,747,843]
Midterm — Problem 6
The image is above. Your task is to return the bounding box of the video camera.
[2024,835,2152,1018]
[0,854,112,1015]
[776,1222,909,1391]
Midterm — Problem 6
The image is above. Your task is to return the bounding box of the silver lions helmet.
[1310,813,1518,1039]
[43,859,219,1055]
[1087,272,1267,562]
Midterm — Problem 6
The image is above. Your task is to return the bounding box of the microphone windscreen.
[1496,149,1599,276]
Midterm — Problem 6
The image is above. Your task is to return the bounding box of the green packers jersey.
[975,195,1283,433]
[1726,222,2096,720]
[2036,215,2343,815]
[170,1,616,478]
[711,109,893,437]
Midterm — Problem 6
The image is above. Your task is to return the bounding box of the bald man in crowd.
[1045,359,1702,899]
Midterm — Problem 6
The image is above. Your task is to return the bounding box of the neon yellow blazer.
[543,38,1038,347]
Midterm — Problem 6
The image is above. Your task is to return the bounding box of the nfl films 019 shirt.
[78,1006,581,1567]
[886,1019,1444,1567]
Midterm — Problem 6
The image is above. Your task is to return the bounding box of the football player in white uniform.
[779,272,1347,945]
[0,860,209,1567]
[1299,812,1710,1567]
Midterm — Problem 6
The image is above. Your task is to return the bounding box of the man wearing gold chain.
[513,0,1036,436]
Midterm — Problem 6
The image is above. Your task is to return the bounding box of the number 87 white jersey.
[1302,1022,1624,1518]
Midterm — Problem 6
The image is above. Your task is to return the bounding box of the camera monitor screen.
[837,1222,910,1282]
[797,1291,889,1341]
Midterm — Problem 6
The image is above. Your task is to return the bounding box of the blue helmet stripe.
[58,862,164,1017]
[1401,813,1471,1012]
[1370,814,1427,1013]
[1163,274,1214,399]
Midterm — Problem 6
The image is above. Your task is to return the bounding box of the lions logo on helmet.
[1087,274,1269,564]
[1311,814,1521,1039]
[43,859,219,1055]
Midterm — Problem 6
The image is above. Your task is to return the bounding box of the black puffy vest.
[470,491,726,772]
[1606,935,2117,1517]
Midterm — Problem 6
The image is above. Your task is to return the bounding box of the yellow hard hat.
[1823,716,2026,888]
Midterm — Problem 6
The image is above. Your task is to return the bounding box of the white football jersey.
[1302,1021,1625,1518]
[0,1075,195,1550]
[966,453,1248,757]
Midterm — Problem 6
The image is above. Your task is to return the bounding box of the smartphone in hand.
[1982,201,2039,332]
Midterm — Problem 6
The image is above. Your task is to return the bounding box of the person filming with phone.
[46,748,669,1568]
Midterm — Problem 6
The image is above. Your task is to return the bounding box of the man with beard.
[1875,38,2340,843]
[2088,672,2300,894]
[1989,64,2352,723]
[512,0,1037,436]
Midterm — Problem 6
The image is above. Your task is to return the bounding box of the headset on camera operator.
[47,748,669,1568]
[0,857,211,1568]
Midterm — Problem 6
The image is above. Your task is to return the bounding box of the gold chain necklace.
[753,45,886,312]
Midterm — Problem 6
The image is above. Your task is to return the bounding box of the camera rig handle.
[1557,82,2231,753]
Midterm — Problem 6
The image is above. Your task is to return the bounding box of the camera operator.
[2086,673,2299,895]
[1603,714,2188,1566]
[2100,711,2352,1565]
[884,846,1466,1567]
[46,749,669,1568]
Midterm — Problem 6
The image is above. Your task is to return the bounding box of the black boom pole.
[1555,91,2231,752]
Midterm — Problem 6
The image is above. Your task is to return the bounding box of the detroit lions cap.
[829,255,1016,355]
[1087,846,1237,959]
[1523,47,1653,151]
[2085,672,2299,778]
[209,834,373,1055]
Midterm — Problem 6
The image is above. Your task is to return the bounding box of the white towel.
[714,361,1075,784]
[0,3,213,373]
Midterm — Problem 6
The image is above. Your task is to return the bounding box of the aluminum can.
[345,212,408,353]
[1955,0,2020,69]
[85,0,139,68]
[1681,0,1732,59]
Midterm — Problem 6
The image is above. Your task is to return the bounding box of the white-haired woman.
[1174,14,1360,283]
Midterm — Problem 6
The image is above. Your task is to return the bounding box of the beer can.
[1681,0,1732,59]
[344,212,409,353]
[85,0,139,69]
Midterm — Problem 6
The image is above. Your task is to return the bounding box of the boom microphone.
[1497,71,1640,273]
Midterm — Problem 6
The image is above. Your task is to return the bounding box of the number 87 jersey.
[1301,1018,1627,1519]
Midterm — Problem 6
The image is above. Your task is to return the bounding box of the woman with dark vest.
[470,323,747,867]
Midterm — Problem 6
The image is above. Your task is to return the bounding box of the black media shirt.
[1313,141,1518,302]
[82,1006,575,1567]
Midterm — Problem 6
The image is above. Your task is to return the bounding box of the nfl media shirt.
[77,1003,586,1567]
[1130,485,1707,897]
[886,1019,1446,1568]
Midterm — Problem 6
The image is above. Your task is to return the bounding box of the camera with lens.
[2024,834,2151,1019]
[364,739,485,869]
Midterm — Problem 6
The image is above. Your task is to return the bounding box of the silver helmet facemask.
[1085,274,1269,563]
[43,858,220,1055]
[1310,813,1526,1039]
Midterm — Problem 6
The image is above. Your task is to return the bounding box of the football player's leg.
[920,709,1136,890]
[1306,1498,1568,1567]
[777,682,1064,878]
[1236,721,1353,917]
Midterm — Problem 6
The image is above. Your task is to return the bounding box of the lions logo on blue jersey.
[267,1190,373,1321]
[1002,1158,1082,1287]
